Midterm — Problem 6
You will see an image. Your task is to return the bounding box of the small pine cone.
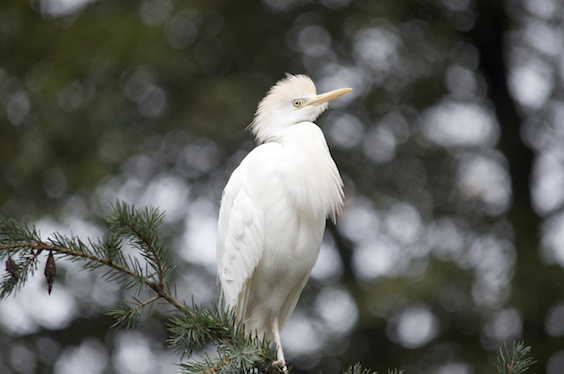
[45,251,56,294]
[5,257,19,280]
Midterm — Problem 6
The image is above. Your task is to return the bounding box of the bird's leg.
[271,316,288,374]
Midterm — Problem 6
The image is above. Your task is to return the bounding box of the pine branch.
[106,201,173,286]
[169,303,283,374]
[341,363,402,374]
[343,363,377,374]
[169,303,233,355]
[108,295,161,331]
[497,341,536,374]
[0,203,187,316]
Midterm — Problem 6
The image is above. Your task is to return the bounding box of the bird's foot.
[272,317,288,373]
[272,359,288,374]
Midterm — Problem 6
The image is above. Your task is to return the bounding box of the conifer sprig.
[342,364,403,374]
[343,363,377,374]
[497,341,536,374]
[0,201,187,319]
[106,201,173,287]
[169,304,282,373]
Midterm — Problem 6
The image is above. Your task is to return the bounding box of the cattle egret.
[216,74,351,369]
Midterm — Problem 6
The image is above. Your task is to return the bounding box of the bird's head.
[248,74,352,143]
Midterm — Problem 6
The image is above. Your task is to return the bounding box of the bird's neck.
[274,121,326,146]
[251,108,325,144]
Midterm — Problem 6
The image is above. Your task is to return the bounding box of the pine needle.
[497,341,536,374]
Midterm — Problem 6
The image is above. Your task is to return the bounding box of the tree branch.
[121,212,167,286]
[0,241,189,314]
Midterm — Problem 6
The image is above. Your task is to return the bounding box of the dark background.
[1,0,564,373]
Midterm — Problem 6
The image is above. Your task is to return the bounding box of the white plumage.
[216,74,351,368]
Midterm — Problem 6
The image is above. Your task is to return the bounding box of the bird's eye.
[293,100,301,108]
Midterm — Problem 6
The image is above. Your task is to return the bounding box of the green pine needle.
[343,363,383,374]
[169,303,282,373]
[497,341,536,374]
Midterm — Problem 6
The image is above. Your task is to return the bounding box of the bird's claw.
[272,359,288,373]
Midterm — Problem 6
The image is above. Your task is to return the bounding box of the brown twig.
[202,357,234,374]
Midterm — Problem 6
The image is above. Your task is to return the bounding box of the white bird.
[216,74,351,369]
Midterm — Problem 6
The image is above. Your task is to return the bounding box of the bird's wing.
[216,157,265,318]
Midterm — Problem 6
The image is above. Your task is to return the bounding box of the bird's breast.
[281,126,344,220]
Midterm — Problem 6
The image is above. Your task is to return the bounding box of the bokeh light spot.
[387,305,439,348]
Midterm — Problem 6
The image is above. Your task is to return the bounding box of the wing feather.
[216,158,265,317]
